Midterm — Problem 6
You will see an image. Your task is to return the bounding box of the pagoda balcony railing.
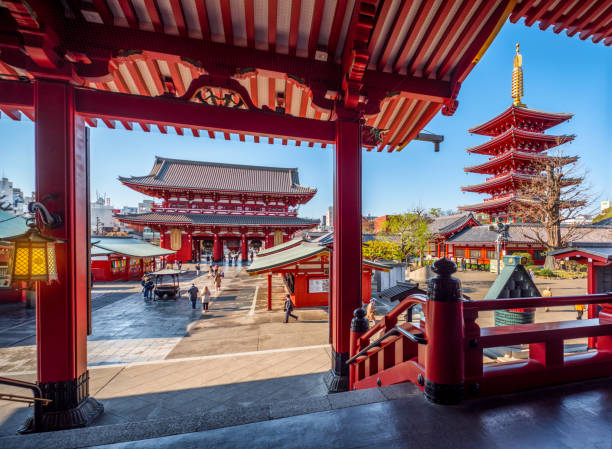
[483,194,514,203]
[150,206,298,217]
[484,170,539,183]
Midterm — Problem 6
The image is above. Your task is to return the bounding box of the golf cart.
[150,268,182,300]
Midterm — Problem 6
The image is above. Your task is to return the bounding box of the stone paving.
[0,264,331,436]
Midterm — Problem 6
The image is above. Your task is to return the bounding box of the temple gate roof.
[115,212,319,228]
[119,157,317,197]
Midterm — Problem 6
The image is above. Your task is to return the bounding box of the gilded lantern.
[6,227,59,284]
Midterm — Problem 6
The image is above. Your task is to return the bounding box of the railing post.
[424,258,465,404]
[349,307,369,390]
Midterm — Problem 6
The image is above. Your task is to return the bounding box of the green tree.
[383,209,431,266]
[362,240,398,261]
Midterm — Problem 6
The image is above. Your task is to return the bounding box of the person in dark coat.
[177,260,183,271]
[145,278,154,299]
[284,294,298,323]
[188,283,199,309]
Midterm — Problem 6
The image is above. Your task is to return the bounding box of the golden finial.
[512,43,525,107]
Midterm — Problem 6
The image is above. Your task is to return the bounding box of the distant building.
[120,206,138,215]
[91,197,115,233]
[0,177,31,213]
[326,206,333,229]
[138,199,154,213]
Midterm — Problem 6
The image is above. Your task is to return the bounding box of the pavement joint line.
[93,366,126,396]
[248,286,259,316]
[0,344,331,376]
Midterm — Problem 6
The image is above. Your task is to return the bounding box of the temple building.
[116,157,319,262]
[459,45,575,223]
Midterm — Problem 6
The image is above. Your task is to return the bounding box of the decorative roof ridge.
[152,156,299,173]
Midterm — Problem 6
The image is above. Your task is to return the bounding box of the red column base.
[20,371,103,433]
[323,349,350,393]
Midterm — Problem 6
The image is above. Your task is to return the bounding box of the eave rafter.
[0,1,454,119]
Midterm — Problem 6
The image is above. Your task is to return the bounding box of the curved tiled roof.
[469,106,573,136]
[116,212,319,228]
[447,224,612,245]
[119,157,317,196]
[461,173,537,193]
[466,127,575,155]
[428,213,479,236]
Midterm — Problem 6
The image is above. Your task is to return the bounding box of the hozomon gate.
[0,0,610,432]
[116,157,319,263]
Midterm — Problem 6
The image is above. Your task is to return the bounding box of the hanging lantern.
[6,226,59,284]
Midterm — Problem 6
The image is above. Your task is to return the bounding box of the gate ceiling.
[0,1,609,151]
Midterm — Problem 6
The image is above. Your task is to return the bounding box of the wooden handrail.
[347,323,427,365]
[360,294,427,343]
[463,292,612,312]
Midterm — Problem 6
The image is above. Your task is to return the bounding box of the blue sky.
[1,19,610,219]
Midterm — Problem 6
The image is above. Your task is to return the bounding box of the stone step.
[0,384,418,449]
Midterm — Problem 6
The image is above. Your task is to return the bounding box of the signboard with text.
[308,277,329,293]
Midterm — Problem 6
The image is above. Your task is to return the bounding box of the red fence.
[348,275,612,403]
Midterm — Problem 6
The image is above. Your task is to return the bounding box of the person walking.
[214,272,222,293]
[188,283,199,309]
[141,275,148,299]
[365,299,376,324]
[201,286,211,312]
[195,263,201,276]
[542,287,552,312]
[575,303,585,320]
[177,260,183,271]
[284,294,298,323]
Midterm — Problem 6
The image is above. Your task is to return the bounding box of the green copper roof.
[91,236,175,258]
[0,211,28,240]
[248,243,392,275]
[247,243,327,274]
[485,256,540,300]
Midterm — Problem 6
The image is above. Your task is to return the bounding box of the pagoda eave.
[466,130,575,156]
[469,106,574,136]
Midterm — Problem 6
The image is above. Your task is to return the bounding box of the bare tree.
[510,146,595,269]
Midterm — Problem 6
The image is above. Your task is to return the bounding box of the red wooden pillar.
[241,234,248,262]
[34,80,103,430]
[267,272,272,310]
[124,257,131,281]
[326,113,362,392]
[587,260,598,348]
[213,233,222,261]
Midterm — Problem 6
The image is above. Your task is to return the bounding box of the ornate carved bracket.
[179,72,256,110]
[441,81,461,116]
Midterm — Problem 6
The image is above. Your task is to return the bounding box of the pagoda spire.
[512,43,525,107]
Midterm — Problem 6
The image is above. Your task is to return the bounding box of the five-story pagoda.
[459,45,575,223]
[117,157,319,263]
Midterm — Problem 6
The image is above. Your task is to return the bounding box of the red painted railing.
[348,290,612,403]
[150,206,297,217]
